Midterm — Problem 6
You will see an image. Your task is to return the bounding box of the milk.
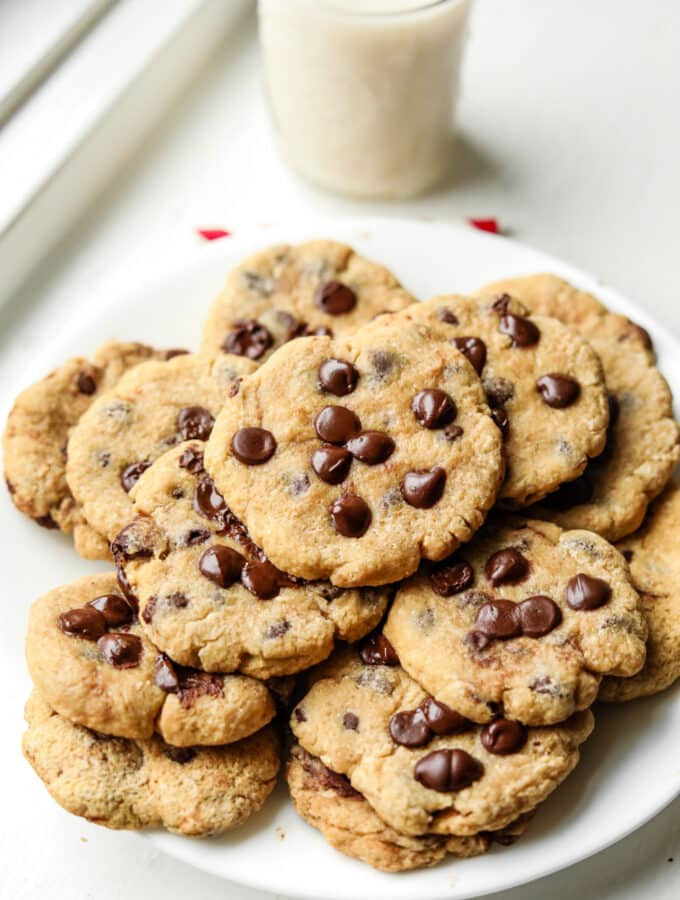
[258,0,473,199]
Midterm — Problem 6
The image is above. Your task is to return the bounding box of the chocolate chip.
[330,494,372,537]
[414,748,484,793]
[199,545,244,587]
[231,427,277,464]
[390,708,431,747]
[176,670,224,708]
[315,281,357,315]
[313,406,361,444]
[465,630,492,653]
[369,350,395,379]
[498,313,540,347]
[485,548,529,586]
[481,719,527,755]
[359,633,399,666]
[242,560,284,599]
[420,698,471,735]
[164,746,197,764]
[345,431,395,465]
[475,600,522,639]
[311,445,352,484]
[193,475,228,521]
[163,348,189,360]
[622,319,653,350]
[178,446,204,473]
[177,406,215,441]
[223,319,273,359]
[430,559,474,596]
[58,607,107,641]
[343,712,360,731]
[536,374,581,409]
[294,707,307,723]
[77,372,97,395]
[518,596,562,637]
[452,337,487,374]
[243,271,273,295]
[401,467,446,508]
[444,424,464,442]
[97,632,143,668]
[565,573,611,610]
[154,654,180,692]
[318,359,358,396]
[120,460,151,493]
[116,564,138,612]
[492,294,512,314]
[491,407,509,435]
[412,389,457,429]
[265,619,291,639]
[87,594,133,628]
[438,308,459,324]
[182,528,210,546]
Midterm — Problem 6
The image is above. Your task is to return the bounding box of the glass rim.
[275,0,469,20]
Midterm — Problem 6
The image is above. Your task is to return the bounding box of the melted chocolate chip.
[412,389,457,429]
[485,548,529,586]
[565,573,611,610]
[438,308,459,324]
[183,528,211,546]
[231,427,277,464]
[193,475,228,521]
[311,445,352,484]
[420,698,471,735]
[87,594,133,628]
[389,708,431,747]
[452,337,487,374]
[111,523,154,561]
[154,654,180,692]
[492,294,512,314]
[481,719,527,755]
[77,372,97,395]
[318,359,359,396]
[359,633,399,666]
[518,596,562,637]
[242,560,285,599]
[177,406,215,441]
[176,670,224,708]
[414,749,484,793]
[199,545,244,588]
[315,281,357,315]
[475,600,522,639]
[343,712,360,731]
[430,559,474,597]
[345,431,395,465]
[498,313,540,347]
[116,564,138,612]
[97,632,143,668]
[330,494,372,537]
[369,350,395,379]
[313,406,361,444]
[536,374,581,409]
[465,630,492,653]
[223,319,273,359]
[401,467,446,508]
[178,445,204,473]
[491,407,509,435]
[58,607,107,641]
[120,460,151,493]
[444,424,464,442]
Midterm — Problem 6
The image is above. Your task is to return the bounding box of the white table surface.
[1,1,679,898]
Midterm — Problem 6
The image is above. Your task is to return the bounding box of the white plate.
[2,218,679,900]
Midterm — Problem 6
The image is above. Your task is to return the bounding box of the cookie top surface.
[390,294,611,506]
[287,743,503,872]
[3,340,165,546]
[290,647,593,837]
[384,516,647,725]
[601,482,680,701]
[23,692,279,836]
[116,442,390,678]
[204,316,505,586]
[479,275,680,539]
[25,572,275,743]
[200,240,415,363]
[65,352,256,543]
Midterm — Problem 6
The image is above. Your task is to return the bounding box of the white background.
[1,1,679,898]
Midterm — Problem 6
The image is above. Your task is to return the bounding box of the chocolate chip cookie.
[600,482,680,701]
[116,441,390,677]
[204,315,504,586]
[23,692,279,836]
[25,572,276,743]
[200,240,415,363]
[66,352,256,546]
[478,274,680,539]
[387,294,611,506]
[290,647,593,838]
[384,517,647,725]
[287,743,530,872]
[3,340,168,559]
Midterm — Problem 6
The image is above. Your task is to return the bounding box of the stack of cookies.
[5,241,679,870]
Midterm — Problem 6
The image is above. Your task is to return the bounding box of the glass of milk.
[258,0,473,200]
